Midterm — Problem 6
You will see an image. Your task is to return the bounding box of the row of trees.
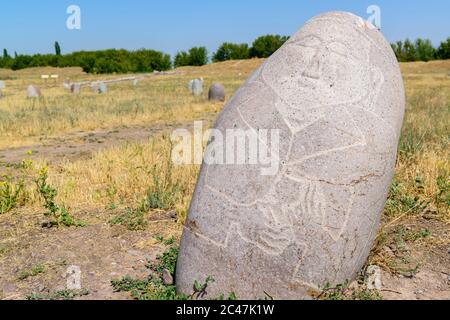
[211,35,290,63]
[174,47,209,68]
[173,35,289,67]
[391,38,450,62]
[1,36,450,74]
[0,47,171,74]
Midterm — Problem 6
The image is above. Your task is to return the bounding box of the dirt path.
[0,114,216,167]
[376,218,450,300]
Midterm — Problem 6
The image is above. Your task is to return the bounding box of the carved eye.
[327,41,349,57]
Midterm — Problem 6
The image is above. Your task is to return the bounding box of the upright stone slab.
[192,79,203,96]
[177,12,405,299]
[0,81,5,89]
[27,85,42,98]
[208,83,226,102]
[188,78,203,96]
[98,82,108,94]
[70,83,81,94]
[63,81,71,90]
[188,80,194,92]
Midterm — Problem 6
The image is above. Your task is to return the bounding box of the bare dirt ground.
[0,209,180,300]
[376,217,449,300]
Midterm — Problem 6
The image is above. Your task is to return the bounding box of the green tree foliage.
[249,34,289,58]
[414,38,435,62]
[436,37,450,60]
[391,38,441,62]
[173,47,208,67]
[187,47,208,66]
[212,42,250,62]
[403,39,417,62]
[54,41,62,56]
[391,41,405,62]
[0,48,171,74]
[174,51,190,68]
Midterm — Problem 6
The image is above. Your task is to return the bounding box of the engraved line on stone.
[261,54,376,116]
[304,16,397,66]
[236,102,281,164]
[182,221,237,250]
[286,141,366,167]
[324,187,354,242]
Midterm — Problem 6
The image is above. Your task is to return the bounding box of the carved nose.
[302,54,321,79]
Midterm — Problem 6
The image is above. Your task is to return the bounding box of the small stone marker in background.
[0,81,5,98]
[70,83,81,94]
[63,81,71,90]
[132,79,139,86]
[98,82,108,94]
[27,85,42,98]
[188,78,203,96]
[208,83,225,102]
[188,80,194,92]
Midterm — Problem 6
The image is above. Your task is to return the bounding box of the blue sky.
[0,0,449,57]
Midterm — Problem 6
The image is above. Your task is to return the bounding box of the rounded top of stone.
[289,11,397,65]
[210,83,224,89]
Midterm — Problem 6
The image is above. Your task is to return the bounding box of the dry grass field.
[0,58,448,300]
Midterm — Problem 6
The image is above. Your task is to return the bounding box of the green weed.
[111,247,236,300]
[109,207,146,231]
[0,177,26,214]
[35,166,84,227]
[17,264,45,280]
[27,289,89,300]
[143,143,182,211]
[318,282,382,301]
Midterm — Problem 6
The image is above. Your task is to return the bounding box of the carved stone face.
[262,19,375,110]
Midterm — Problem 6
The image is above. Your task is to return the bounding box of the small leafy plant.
[27,289,89,300]
[111,246,237,300]
[109,207,146,231]
[317,282,382,301]
[143,144,182,211]
[35,167,84,227]
[0,178,26,215]
[17,264,45,280]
